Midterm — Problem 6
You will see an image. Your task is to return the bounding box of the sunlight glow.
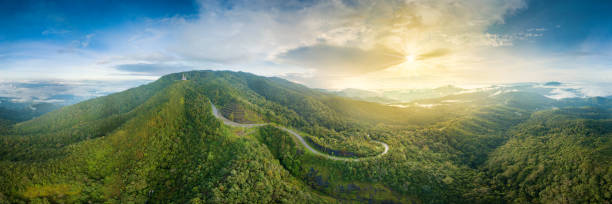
[405,55,415,62]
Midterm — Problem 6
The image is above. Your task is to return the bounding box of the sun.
[405,54,415,62]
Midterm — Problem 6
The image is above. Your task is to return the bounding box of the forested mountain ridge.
[0,97,61,125]
[1,70,611,203]
[0,78,330,203]
[483,108,612,203]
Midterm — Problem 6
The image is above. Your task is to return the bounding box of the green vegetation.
[0,80,326,203]
[1,70,611,203]
[0,99,61,124]
[483,108,612,203]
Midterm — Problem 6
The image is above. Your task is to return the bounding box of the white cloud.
[3,0,611,92]
[145,0,531,83]
[0,80,151,104]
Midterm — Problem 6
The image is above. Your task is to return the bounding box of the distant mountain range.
[327,85,465,104]
[1,71,611,203]
[0,97,61,123]
[0,80,152,105]
[328,81,612,104]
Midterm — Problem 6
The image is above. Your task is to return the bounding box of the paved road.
[211,102,266,128]
[211,102,389,162]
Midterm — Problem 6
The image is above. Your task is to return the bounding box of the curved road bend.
[211,102,389,162]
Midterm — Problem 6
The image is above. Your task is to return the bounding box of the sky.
[1,0,611,92]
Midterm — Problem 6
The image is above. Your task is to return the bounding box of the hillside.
[0,77,330,203]
[1,70,611,203]
[0,97,61,124]
[328,85,465,104]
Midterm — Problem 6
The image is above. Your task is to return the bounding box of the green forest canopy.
[0,70,610,203]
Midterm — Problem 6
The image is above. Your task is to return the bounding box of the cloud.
[279,44,406,76]
[0,80,151,104]
[81,34,95,47]
[115,63,194,75]
[17,0,612,91]
[417,49,452,60]
[159,0,529,79]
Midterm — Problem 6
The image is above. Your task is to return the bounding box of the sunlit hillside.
[2,0,612,203]
[1,71,610,203]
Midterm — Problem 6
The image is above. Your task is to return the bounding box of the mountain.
[329,85,465,104]
[1,70,611,203]
[482,107,612,203]
[332,82,612,106]
[327,88,400,104]
[0,97,62,124]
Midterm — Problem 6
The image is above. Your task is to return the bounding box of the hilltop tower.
[181,74,187,80]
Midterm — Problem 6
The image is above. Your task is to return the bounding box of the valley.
[3,0,611,203]
[0,71,610,203]
[211,102,389,161]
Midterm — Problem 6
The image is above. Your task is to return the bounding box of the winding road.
[211,102,389,162]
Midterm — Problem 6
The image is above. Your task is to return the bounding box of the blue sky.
[0,0,198,42]
[483,0,612,82]
[0,0,611,91]
[489,0,612,51]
